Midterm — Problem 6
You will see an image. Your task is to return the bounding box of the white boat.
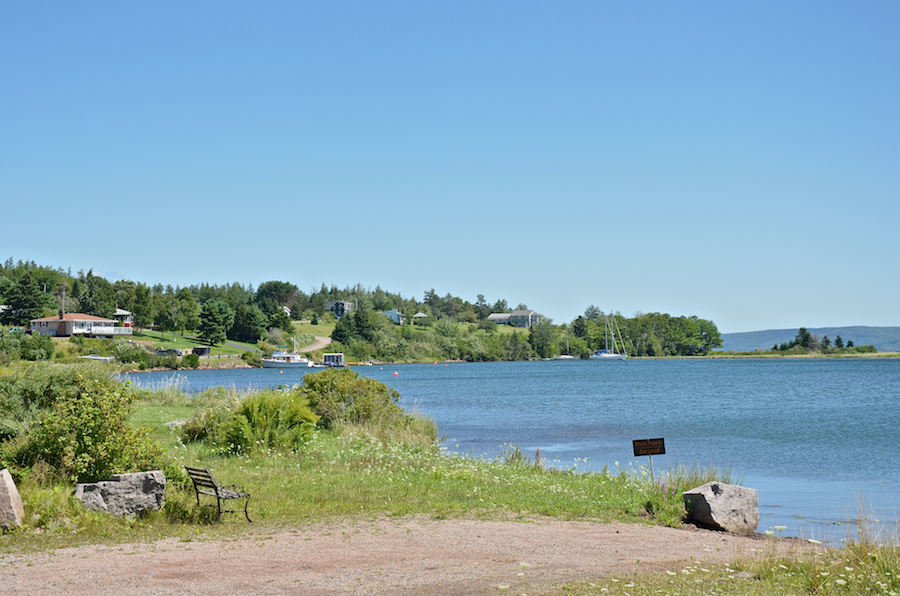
[260,338,314,368]
[261,351,313,368]
[554,327,576,359]
[590,314,627,361]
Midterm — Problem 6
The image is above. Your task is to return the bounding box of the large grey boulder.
[0,468,25,532]
[74,471,166,517]
[683,481,759,535]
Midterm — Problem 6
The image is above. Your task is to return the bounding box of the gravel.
[1,518,809,595]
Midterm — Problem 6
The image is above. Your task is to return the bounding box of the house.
[487,309,544,328]
[114,308,134,327]
[509,309,543,328]
[31,311,133,338]
[326,300,355,318]
[382,308,405,325]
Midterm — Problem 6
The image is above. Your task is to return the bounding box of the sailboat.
[554,326,576,359]
[589,314,627,360]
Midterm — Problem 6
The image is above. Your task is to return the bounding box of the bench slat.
[184,466,252,523]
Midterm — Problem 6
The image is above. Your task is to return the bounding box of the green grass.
[1,386,692,552]
[4,380,898,594]
[554,536,900,595]
[291,321,335,337]
[130,330,257,355]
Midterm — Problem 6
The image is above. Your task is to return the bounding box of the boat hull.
[589,353,627,360]
[260,358,313,368]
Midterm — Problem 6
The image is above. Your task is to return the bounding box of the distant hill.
[719,326,900,352]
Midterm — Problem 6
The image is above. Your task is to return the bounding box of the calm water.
[126,358,900,542]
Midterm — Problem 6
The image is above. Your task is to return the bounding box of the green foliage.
[299,368,406,430]
[241,350,263,368]
[220,389,318,454]
[0,273,49,326]
[527,318,557,358]
[0,364,163,482]
[229,303,269,343]
[198,300,235,346]
[769,328,879,356]
[180,386,318,455]
[0,328,54,363]
[183,353,200,368]
[74,270,116,318]
[19,333,54,361]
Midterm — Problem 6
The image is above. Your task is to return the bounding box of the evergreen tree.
[835,335,844,349]
[331,312,357,344]
[1,273,46,325]
[78,271,116,318]
[230,303,269,343]
[198,300,235,346]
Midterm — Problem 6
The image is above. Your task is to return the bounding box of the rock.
[74,471,166,517]
[0,468,26,532]
[683,482,759,535]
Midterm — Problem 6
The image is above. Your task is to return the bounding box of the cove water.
[126,358,900,543]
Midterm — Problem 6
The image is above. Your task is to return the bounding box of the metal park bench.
[184,466,252,523]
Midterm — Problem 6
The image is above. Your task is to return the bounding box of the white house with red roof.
[31,310,133,338]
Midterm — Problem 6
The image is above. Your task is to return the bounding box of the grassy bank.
[2,363,897,594]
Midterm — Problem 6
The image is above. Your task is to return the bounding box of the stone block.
[0,468,25,532]
[74,471,166,517]
[683,481,759,535]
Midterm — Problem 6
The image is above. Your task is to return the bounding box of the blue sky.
[2,2,898,333]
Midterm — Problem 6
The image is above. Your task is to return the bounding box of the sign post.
[632,438,665,482]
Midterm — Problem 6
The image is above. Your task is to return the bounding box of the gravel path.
[0,518,809,595]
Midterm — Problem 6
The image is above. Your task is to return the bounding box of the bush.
[179,389,241,443]
[113,340,150,364]
[300,368,404,429]
[183,353,200,368]
[180,387,318,455]
[1,366,163,482]
[220,389,318,454]
[19,333,54,361]
[241,351,263,367]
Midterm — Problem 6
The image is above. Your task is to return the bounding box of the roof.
[509,310,543,317]
[115,308,132,316]
[488,313,511,320]
[31,313,116,323]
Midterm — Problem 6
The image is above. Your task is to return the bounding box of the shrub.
[183,353,200,368]
[241,351,263,367]
[180,387,318,455]
[220,389,318,454]
[300,368,404,429]
[179,389,241,443]
[1,368,163,482]
[113,340,150,364]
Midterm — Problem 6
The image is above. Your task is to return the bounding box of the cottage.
[325,300,355,319]
[114,308,134,327]
[382,308,405,325]
[31,311,133,337]
[487,310,544,328]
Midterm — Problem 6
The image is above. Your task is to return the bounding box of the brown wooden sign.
[633,438,665,457]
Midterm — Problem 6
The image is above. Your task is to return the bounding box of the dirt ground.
[0,518,813,595]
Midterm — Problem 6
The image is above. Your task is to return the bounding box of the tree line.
[1,257,723,359]
[770,327,875,354]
